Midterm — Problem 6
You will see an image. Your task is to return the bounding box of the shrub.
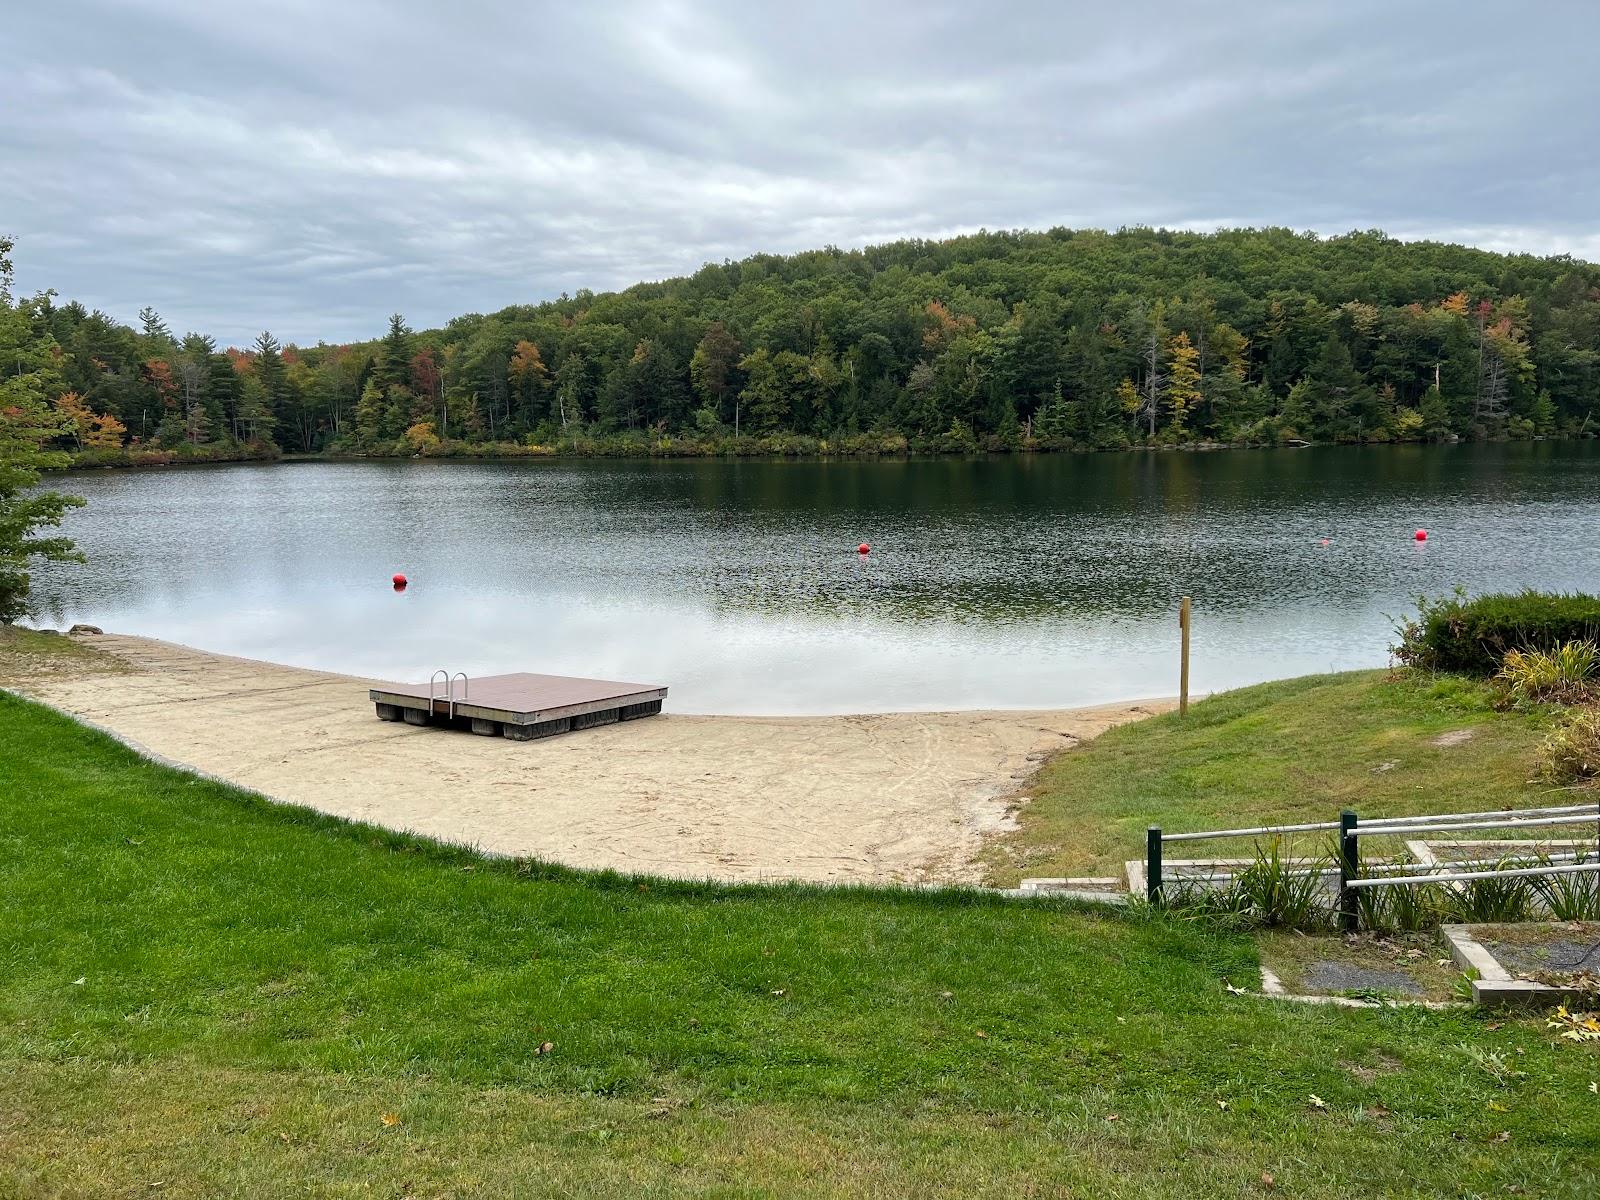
[1393,590,1600,674]
[1531,850,1600,921]
[1162,838,1333,930]
[1540,709,1600,786]
[1355,867,1443,933]
[1496,641,1599,706]
[1440,861,1538,924]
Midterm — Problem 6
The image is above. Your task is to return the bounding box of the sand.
[6,633,1169,885]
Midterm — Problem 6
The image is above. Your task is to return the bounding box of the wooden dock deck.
[370,672,667,740]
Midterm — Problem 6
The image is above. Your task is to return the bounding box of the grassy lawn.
[2,684,1598,1195]
[0,625,125,687]
[985,670,1561,884]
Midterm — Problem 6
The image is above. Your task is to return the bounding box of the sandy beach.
[5,632,1169,885]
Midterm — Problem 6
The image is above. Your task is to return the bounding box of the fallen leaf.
[1366,1103,1392,1119]
[938,990,953,999]
[1488,1101,1508,1112]
[1225,983,1248,996]
[1104,1113,1119,1122]
[536,1041,554,1055]
[974,1030,989,1039]
[71,977,86,986]
[1307,1094,1327,1110]
[1260,1171,1276,1188]
[1490,1130,1511,1144]
[380,1113,401,1128]
[1216,1099,1229,1111]
[1116,1017,1127,1024]
[1486,1022,1503,1031]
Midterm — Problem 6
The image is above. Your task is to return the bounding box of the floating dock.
[370,671,667,740]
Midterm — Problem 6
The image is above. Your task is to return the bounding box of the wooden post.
[1179,596,1191,716]
[1338,809,1360,933]
[1146,826,1163,905]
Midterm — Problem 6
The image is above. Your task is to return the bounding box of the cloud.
[3,0,1596,346]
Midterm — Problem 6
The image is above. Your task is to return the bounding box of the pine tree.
[1419,384,1452,440]
[375,314,412,391]
[1278,380,1313,439]
[1034,379,1073,445]
[690,322,743,433]
[0,237,84,621]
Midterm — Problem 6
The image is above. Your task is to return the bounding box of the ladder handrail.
[428,670,471,719]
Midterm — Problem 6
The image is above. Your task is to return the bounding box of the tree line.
[21,226,1600,461]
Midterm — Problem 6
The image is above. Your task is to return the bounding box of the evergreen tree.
[375,313,412,391]
[690,321,743,432]
[0,237,84,621]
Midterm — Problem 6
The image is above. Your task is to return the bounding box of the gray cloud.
[3,0,1596,346]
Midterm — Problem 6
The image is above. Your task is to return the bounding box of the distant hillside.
[29,227,1600,458]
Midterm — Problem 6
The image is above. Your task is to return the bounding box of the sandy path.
[9,633,1169,885]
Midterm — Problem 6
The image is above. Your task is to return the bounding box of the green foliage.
[1441,866,1538,925]
[1166,839,1334,930]
[1355,871,1438,933]
[19,227,1600,461]
[1538,707,1600,786]
[1530,849,1600,921]
[1496,641,1599,706]
[1393,590,1600,675]
[0,235,84,622]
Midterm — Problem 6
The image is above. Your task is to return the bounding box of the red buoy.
[392,572,408,587]
[858,543,870,555]
[1414,529,1427,542]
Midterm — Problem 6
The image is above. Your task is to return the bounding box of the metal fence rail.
[1346,861,1600,889]
[1145,799,1600,929]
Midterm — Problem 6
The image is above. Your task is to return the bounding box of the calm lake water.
[30,444,1600,714]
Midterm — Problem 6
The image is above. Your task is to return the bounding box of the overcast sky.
[4,1,1597,346]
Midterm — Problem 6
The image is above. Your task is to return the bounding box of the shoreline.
[55,433,1576,473]
[3,630,1172,886]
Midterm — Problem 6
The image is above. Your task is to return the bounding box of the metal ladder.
[429,670,470,719]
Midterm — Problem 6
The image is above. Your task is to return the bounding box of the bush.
[1161,838,1334,931]
[1539,708,1600,786]
[1393,590,1600,674]
[1496,641,1599,706]
[1532,849,1600,921]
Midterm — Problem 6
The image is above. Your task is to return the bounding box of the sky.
[4,0,1597,347]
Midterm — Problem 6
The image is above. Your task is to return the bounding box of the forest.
[16,226,1600,462]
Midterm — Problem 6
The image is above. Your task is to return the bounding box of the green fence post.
[1338,809,1359,933]
[1146,826,1163,905]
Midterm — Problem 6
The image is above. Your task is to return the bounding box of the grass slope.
[986,670,1560,884]
[2,689,1597,1196]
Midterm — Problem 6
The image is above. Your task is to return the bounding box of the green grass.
[985,670,1561,884]
[2,689,1598,1196]
[0,625,124,686]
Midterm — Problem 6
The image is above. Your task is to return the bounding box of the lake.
[30,443,1600,714]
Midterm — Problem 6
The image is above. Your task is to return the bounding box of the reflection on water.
[31,443,1600,713]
